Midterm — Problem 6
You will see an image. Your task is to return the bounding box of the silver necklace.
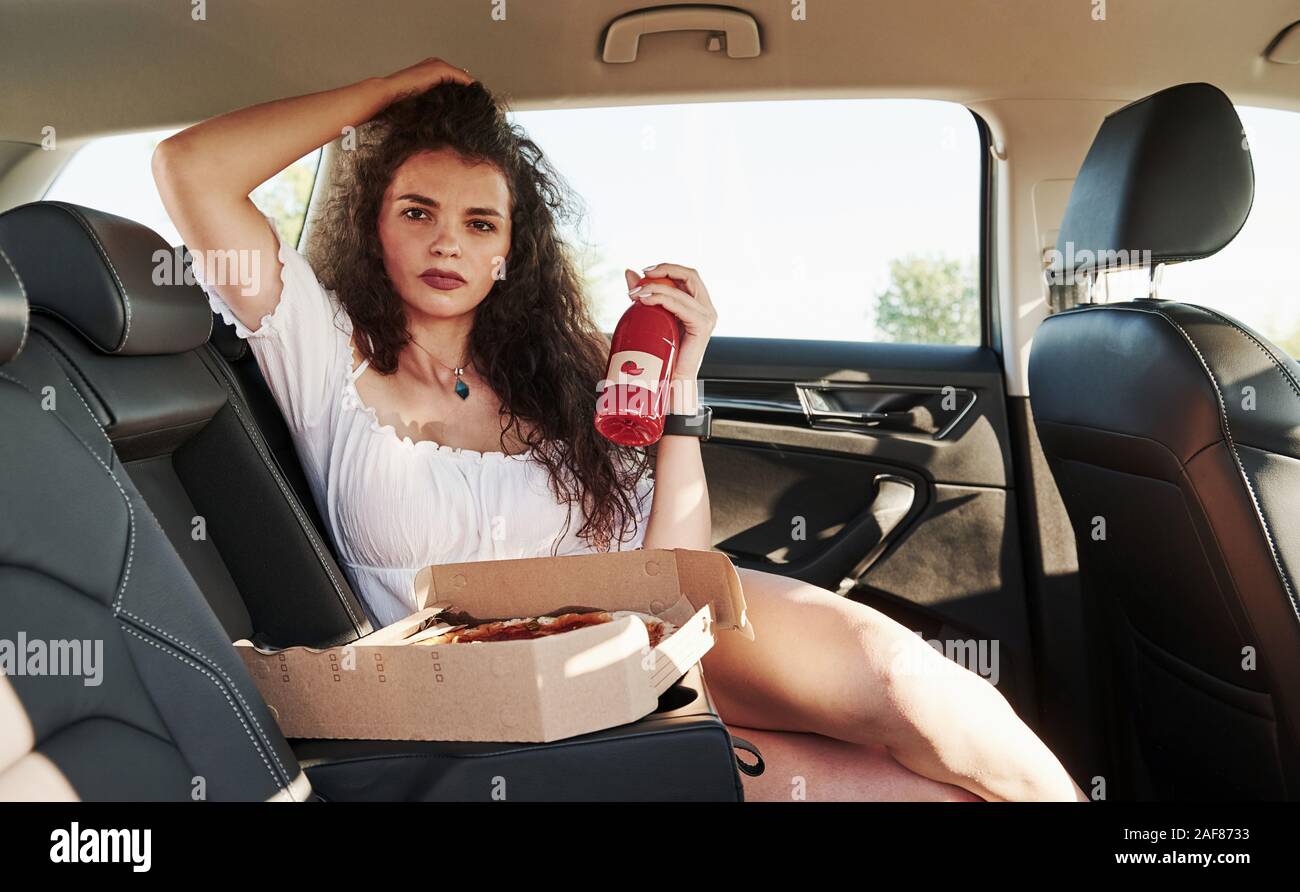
[409,337,471,400]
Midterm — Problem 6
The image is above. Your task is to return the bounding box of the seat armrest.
[290,663,750,801]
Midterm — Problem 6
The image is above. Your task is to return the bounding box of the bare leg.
[724,723,982,802]
[702,566,1087,802]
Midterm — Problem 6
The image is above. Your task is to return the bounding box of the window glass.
[45,129,321,249]
[47,104,984,348]
[510,99,982,344]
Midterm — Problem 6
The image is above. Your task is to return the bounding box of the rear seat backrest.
[0,246,311,800]
[0,201,373,648]
[208,313,336,561]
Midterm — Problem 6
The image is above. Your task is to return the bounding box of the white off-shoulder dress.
[192,215,654,629]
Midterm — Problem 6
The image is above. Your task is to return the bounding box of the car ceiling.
[1,0,1299,142]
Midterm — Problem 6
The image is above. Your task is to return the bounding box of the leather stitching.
[26,305,130,363]
[64,386,292,787]
[55,369,296,786]
[1156,307,1300,623]
[0,367,291,792]
[1042,304,1300,624]
[27,333,113,451]
[117,606,293,787]
[1116,305,1300,623]
[1193,305,1300,402]
[0,246,29,361]
[118,625,283,792]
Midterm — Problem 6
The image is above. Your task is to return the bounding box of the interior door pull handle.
[808,409,912,424]
[835,475,917,596]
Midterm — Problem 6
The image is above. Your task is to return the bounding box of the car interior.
[2,0,1299,803]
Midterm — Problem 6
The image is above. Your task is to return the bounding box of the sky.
[510,98,981,337]
[44,99,1298,347]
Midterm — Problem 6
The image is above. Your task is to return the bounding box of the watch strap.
[662,405,712,440]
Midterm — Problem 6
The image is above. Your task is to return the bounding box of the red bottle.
[594,276,683,446]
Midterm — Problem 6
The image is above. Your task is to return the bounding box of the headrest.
[1052,82,1254,279]
[0,246,29,364]
[0,201,212,355]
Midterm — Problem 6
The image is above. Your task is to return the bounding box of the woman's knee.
[873,631,1028,769]
[708,567,940,741]
[867,629,995,744]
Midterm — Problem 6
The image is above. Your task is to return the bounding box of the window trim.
[972,108,995,353]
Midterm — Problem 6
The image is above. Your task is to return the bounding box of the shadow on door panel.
[696,337,1035,718]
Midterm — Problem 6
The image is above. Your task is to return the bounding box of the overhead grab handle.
[601,4,762,63]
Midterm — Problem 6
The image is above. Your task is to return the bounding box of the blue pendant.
[454,378,470,400]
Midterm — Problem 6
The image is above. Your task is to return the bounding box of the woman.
[153,57,1085,802]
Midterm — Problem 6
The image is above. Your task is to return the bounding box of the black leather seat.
[0,239,314,800]
[1030,83,1300,799]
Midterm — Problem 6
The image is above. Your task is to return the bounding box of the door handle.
[834,475,917,596]
[803,408,915,424]
[796,381,977,440]
[720,470,921,593]
[701,394,804,416]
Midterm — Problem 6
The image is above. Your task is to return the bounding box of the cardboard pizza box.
[233,547,752,743]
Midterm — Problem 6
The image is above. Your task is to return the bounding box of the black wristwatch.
[662,405,712,441]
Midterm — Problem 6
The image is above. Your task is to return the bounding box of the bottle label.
[603,350,664,393]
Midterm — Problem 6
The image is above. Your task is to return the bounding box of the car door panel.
[696,336,1035,716]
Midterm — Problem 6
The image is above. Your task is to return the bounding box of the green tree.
[251,152,319,248]
[872,254,980,345]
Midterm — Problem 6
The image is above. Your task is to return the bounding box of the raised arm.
[152,58,474,333]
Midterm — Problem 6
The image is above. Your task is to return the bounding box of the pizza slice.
[410,609,675,647]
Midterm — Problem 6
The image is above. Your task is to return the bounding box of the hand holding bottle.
[594,266,718,446]
[622,264,718,383]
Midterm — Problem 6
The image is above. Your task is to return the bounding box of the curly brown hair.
[305,80,652,555]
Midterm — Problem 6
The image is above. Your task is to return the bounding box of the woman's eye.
[401,209,492,232]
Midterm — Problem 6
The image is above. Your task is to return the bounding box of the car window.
[509,99,983,344]
[44,129,321,249]
[1094,106,1300,358]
